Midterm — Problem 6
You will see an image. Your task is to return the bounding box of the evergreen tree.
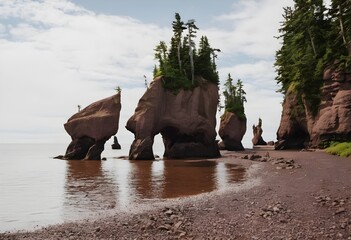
[325,0,351,70]
[153,13,220,90]
[223,74,246,120]
[195,36,220,84]
[275,0,329,115]
[171,13,187,72]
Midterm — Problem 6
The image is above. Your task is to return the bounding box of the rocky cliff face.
[276,69,351,149]
[126,77,220,160]
[63,94,121,160]
[218,111,246,151]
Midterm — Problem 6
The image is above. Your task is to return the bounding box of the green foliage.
[153,13,220,90]
[222,74,246,120]
[275,0,351,117]
[114,86,121,94]
[275,0,329,116]
[326,142,351,157]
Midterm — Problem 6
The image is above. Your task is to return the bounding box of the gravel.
[1,149,351,240]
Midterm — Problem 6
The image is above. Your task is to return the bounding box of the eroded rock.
[252,118,267,146]
[63,94,121,160]
[276,67,351,150]
[126,77,220,160]
[218,111,246,151]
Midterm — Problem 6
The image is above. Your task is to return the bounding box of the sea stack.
[218,111,246,151]
[63,93,121,160]
[252,118,267,146]
[126,76,220,160]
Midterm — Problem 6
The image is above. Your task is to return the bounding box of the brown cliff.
[126,77,220,160]
[276,68,351,149]
[63,94,121,160]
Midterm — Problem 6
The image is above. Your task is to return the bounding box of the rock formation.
[126,77,220,160]
[276,68,351,149]
[63,93,121,160]
[218,111,246,151]
[252,118,267,146]
[111,136,121,149]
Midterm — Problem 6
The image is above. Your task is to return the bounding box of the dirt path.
[1,149,351,239]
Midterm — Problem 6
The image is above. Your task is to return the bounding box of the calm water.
[0,143,246,232]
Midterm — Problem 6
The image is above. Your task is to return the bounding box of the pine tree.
[223,74,246,120]
[275,0,329,116]
[325,0,351,70]
[153,13,220,90]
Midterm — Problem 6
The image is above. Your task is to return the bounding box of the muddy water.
[63,159,246,219]
[0,144,246,232]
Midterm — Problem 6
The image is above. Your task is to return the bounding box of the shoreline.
[1,149,351,239]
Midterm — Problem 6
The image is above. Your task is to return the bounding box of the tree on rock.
[153,13,220,90]
[222,74,246,120]
[218,74,247,151]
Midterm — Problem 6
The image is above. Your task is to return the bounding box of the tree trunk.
[308,28,317,57]
[339,4,348,47]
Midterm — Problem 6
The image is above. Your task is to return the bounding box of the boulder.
[126,76,220,160]
[63,93,121,160]
[218,111,246,151]
[252,118,267,146]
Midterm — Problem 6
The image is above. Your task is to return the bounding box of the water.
[0,143,246,232]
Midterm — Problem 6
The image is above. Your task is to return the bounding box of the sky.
[0,0,296,148]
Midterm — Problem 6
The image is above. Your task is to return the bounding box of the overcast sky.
[0,0,296,148]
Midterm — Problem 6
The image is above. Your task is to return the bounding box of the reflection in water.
[64,160,117,219]
[162,160,217,198]
[63,159,246,220]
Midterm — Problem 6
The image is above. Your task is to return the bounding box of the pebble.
[335,208,346,215]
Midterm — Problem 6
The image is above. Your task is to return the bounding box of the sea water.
[0,141,246,232]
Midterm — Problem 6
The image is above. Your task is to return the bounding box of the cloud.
[207,0,293,59]
[0,0,170,143]
[0,0,292,148]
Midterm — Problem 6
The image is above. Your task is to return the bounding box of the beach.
[1,149,351,239]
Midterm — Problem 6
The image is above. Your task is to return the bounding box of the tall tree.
[325,0,351,70]
[186,19,198,85]
[275,0,329,115]
[223,74,246,119]
[171,13,187,72]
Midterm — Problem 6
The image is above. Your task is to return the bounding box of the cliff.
[276,68,351,149]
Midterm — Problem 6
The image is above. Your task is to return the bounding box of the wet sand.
[1,149,351,239]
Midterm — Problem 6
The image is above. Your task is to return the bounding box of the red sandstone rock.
[126,77,220,160]
[64,94,121,160]
[276,67,351,149]
[218,111,246,150]
[252,118,267,146]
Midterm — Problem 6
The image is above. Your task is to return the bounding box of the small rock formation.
[126,76,220,160]
[276,67,351,149]
[111,136,121,150]
[63,94,121,160]
[252,118,267,146]
[218,111,246,151]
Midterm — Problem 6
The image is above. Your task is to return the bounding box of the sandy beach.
[1,149,351,240]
